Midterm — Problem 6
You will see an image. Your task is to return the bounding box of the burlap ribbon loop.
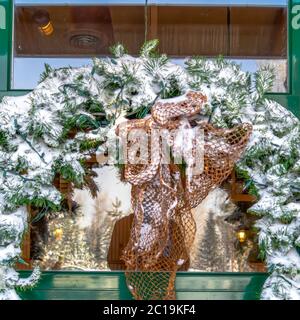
[117,91,252,300]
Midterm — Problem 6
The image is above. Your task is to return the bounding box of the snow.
[177,259,185,266]
[138,223,153,251]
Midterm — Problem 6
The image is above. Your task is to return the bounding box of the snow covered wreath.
[0,41,299,300]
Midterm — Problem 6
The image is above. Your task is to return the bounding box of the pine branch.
[254,66,275,101]
[140,39,159,57]
[39,63,53,83]
[14,119,47,164]
[110,43,127,58]
[0,167,35,183]
[143,55,169,76]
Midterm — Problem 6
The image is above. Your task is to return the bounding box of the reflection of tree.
[39,212,98,270]
[84,194,108,263]
[196,212,224,271]
[257,60,287,92]
[194,211,253,272]
[35,192,127,270]
[190,189,254,272]
[85,196,126,269]
[215,216,234,271]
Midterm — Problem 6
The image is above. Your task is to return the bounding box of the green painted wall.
[0,0,11,91]
[18,271,268,300]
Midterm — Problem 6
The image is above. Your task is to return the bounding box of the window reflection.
[13,4,288,89]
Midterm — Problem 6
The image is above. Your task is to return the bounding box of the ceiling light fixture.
[33,9,54,36]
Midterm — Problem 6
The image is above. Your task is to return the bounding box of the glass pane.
[157,6,287,58]
[13,2,288,92]
[13,4,145,89]
[156,5,287,92]
[30,166,265,272]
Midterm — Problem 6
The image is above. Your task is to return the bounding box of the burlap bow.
[117,91,252,300]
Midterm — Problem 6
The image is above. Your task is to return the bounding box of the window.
[13,1,288,91]
[13,1,284,273]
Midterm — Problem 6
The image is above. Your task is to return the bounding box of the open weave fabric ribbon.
[117,91,252,300]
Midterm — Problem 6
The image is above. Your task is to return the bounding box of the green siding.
[0,90,30,98]
[0,0,11,91]
[291,0,300,96]
[17,272,268,300]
